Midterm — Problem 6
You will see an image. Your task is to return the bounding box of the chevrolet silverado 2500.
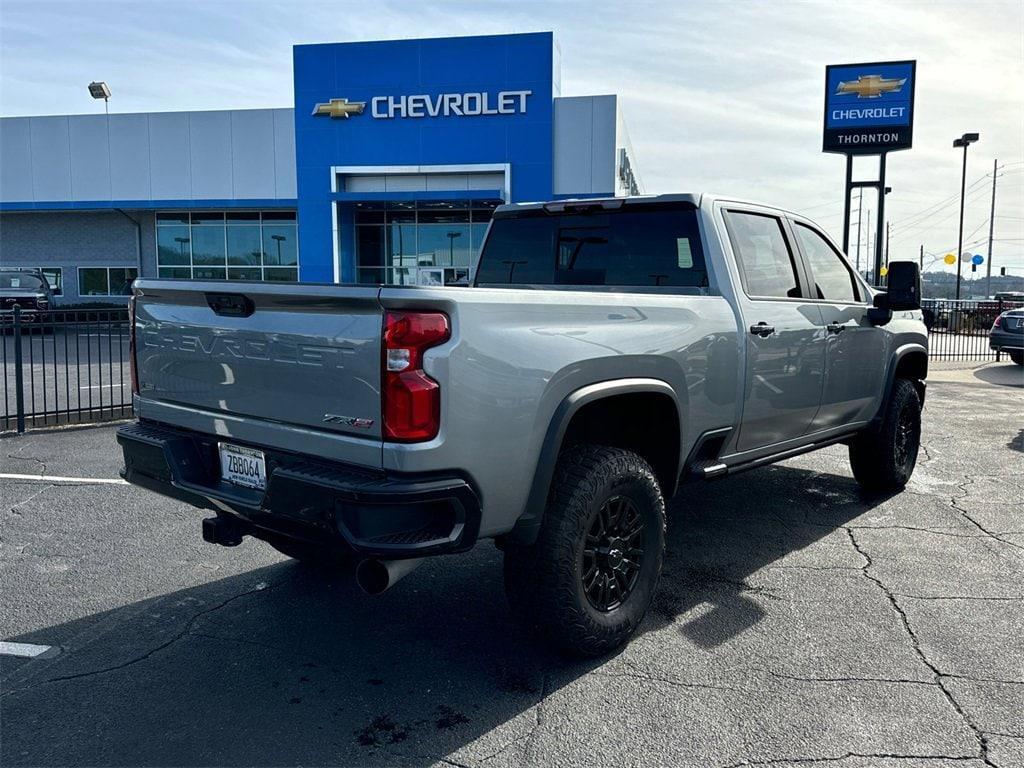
[118,194,928,656]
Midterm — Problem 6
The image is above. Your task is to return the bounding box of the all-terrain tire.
[849,378,922,493]
[1009,350,1023,366]
[503,444,666,657]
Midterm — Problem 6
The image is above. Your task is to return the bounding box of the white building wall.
[552,95,643,197]
[0,108,297,204]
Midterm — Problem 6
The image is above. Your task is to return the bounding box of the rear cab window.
[474,202,708,292]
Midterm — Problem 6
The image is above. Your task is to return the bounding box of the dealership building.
[0,32,642,303]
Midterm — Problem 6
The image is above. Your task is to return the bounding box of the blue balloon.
[972,254,984,265]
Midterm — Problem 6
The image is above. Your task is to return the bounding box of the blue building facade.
[0,32,641,300]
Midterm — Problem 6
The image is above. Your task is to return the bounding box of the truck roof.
[494,193,810,219]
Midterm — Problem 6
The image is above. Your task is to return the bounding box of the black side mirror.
[884,261,922,311]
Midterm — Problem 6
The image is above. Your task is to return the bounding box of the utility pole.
[855,188,864,275]
[919,244,924,270]
[865,210,871,282]
[986,158,998,298]
[885,221,890,266]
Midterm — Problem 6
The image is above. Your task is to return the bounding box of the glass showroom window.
[41,267,62,296]
[354,200,498,285]
[78,267,139,297]
[155,211,298,281]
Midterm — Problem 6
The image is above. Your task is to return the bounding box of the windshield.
[0,273,46,291]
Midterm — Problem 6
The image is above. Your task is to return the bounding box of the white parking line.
[0,473,128,485]
[0,641,54,658]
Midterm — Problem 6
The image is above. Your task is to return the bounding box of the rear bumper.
[989,330,1024,351]
[117,420,481,558]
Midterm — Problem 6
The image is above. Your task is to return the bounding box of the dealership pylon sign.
[826,60,916,286]
[823,60,916,154]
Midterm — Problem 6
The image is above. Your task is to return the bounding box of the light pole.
[952,132,980,300]
[174,236,190,264]
[271,234,286,264]
[446,230,462,266]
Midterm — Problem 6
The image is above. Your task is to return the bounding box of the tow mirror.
[883,261,922,311]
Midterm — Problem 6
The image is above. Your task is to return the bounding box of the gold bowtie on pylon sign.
[311,98,366,118]
[835,75,907,99]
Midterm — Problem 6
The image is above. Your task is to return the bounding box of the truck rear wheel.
[503,445,666,657]
[849,378,922,493]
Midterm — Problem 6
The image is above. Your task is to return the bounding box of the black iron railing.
[922,298,1023,361]
[2,306,132,433]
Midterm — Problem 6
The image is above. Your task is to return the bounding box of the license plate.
[218,443,266,491]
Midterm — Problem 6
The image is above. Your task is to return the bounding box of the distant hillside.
[921,271,1024,300]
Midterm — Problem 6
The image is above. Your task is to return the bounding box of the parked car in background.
[990,309,1024,365]
[118,193,928,656]
[0,268,54,325]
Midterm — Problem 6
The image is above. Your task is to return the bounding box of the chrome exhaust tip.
[355,557,423,595]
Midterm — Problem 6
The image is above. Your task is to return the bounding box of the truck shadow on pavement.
[2,463,879,767]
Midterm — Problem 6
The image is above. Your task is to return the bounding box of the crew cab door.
[789,219,887,428]
[721,208,825,452]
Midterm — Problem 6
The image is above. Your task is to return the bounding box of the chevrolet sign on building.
[0,32,644,299]
[823,60,916,154]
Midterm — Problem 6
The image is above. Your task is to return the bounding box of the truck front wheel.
[503,445,666,657]
[849,378,922,493]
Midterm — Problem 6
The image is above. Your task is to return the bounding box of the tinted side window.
[794,224,859,302]
[724,211,801,299]
[475,207,707,289]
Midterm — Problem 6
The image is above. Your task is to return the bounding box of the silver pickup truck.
[118,193,928,656]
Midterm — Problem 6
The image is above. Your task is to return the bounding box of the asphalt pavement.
[1,361,1021,767]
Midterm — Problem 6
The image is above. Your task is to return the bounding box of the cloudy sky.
[1,0,1021,275]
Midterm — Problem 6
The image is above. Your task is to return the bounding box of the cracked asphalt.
[1,361,1021,767]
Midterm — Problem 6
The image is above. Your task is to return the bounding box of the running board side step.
[697,432,860,482]
[700,463,728,479]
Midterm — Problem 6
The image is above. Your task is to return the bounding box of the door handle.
[749,322,776,337]
[826,322,846,334]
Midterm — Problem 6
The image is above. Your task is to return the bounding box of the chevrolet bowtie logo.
[835,75,907,99]
[311,98,366,118]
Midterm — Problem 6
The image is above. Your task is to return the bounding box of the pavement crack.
[952,476,1024,554]
[764,669,934,687]
[41,577,290,685]
[845,527,998,767]
[4,450,48,477]
[9,483,54,516]
[897,593,1022,602]
[719,751,982,767]
[596,666,750,694]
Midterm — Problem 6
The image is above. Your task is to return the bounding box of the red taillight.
[382,311,450,442]
[993,314,1002,328]
[128,296,139,396]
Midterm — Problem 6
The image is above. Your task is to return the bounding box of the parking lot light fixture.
[88,81,111,114]
[952,132,979,300]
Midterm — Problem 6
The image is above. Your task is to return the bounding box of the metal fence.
[2,306,132,433]
[922,298,1023,361]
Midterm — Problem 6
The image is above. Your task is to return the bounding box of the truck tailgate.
[134,280,383,447]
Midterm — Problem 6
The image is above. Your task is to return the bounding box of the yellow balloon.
[880,266,889,277]
[944,253,957,265]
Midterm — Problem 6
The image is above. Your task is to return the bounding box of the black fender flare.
[872,343,928,428]
[508,378,682,545]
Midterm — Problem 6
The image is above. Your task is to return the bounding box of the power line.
[889,184,993,243]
